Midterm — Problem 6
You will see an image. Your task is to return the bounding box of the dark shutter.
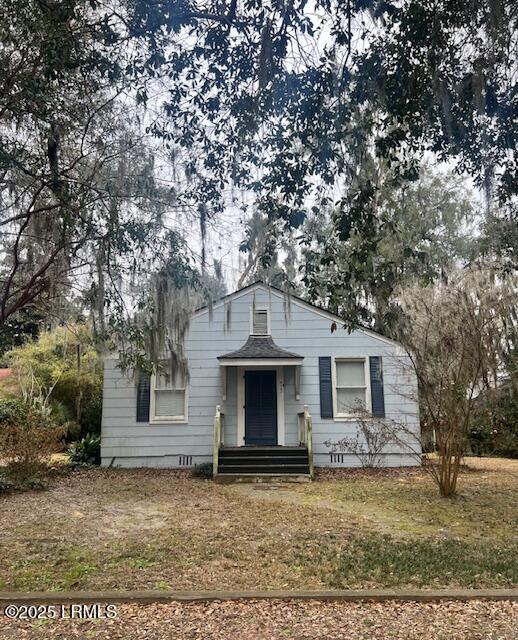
[319,356,334,419]
[369,356,385,417]
[136,370,151,422]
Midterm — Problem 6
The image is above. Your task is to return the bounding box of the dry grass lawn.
[0,457,516,592]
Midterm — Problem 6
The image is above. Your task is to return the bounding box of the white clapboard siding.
[101,284,420,468]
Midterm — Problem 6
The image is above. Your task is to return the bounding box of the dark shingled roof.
[218,336,303,360]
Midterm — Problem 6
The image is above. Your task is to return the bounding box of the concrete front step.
[219,464,310,474]
[218,453,308,464]
[214,473,311,484]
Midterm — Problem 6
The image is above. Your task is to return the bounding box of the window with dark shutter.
[136,371,151,422]
[334,359,367,416]
[319,356,333,418]
[151,362,187,421]
[369,356,386,417]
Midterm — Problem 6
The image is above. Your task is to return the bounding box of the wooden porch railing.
[298,404,314,478]
[213,405,224,478]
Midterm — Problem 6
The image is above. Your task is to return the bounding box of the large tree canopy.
[1,0,516,340]
[134,1,518,199]
[130,0,517,288]
[0,1,197,333]
[300,166,477,333]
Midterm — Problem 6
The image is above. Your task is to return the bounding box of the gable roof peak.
[193,280,400,347]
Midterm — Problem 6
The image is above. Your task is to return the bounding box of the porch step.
[220,457,308,465]
[215,474,311,484]
[219,464,310,474]
[217,446,311,479]
[219,446,307,456]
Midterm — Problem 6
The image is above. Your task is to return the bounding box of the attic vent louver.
[252,309,269,335]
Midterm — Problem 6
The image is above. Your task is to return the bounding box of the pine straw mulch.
[1,600,517,639]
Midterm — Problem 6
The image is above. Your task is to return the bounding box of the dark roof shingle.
[218,336,303,360]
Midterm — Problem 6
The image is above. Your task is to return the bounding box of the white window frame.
[332,357,371,420]
[249,306,271,336]
[149,368,188,424]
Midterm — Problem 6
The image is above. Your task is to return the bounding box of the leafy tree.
[129,1,517,309]
[0,1,172,329]
[238,211,300,290]
[201,260,228,301]
[353,1,518,201]
[300,167,476,332]
[111,230,205,374]
[469,389,518,459]
[135,1,517,213]
[0,308,45,362]
[478,207,518,271]
[2,0,516,359]
[0,397,64,483]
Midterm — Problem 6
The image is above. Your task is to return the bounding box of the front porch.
[212,335,314,480]
[213,405,314,481]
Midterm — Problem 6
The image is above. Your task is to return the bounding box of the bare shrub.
[324,407,398,468]
[394,265,517,497]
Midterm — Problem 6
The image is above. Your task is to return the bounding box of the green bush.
[68,433,101,466]
[468,423,492,456]
[4,325,103,439]
[0,398,21,422]
[0,397,64,483]
[0,473,15,491]
[0,472,48,492]
[191,462,213,479]
[79,394,103,436]
[469,391,518,458]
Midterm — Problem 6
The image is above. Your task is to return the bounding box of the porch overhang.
[217,336,304,400]
[217,335,303,364]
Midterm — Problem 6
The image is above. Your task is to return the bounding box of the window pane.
[337,388,366,414]
[252,310,268,334]
[155,389,185,417]
[336,361,365,386]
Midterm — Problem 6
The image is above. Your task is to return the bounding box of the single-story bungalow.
[101,282,420,479]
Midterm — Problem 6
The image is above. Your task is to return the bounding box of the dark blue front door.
[245,370,277,445]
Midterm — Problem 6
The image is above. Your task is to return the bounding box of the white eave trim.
[219,358,304,367]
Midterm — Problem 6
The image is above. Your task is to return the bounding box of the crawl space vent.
[179,455,193,467]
